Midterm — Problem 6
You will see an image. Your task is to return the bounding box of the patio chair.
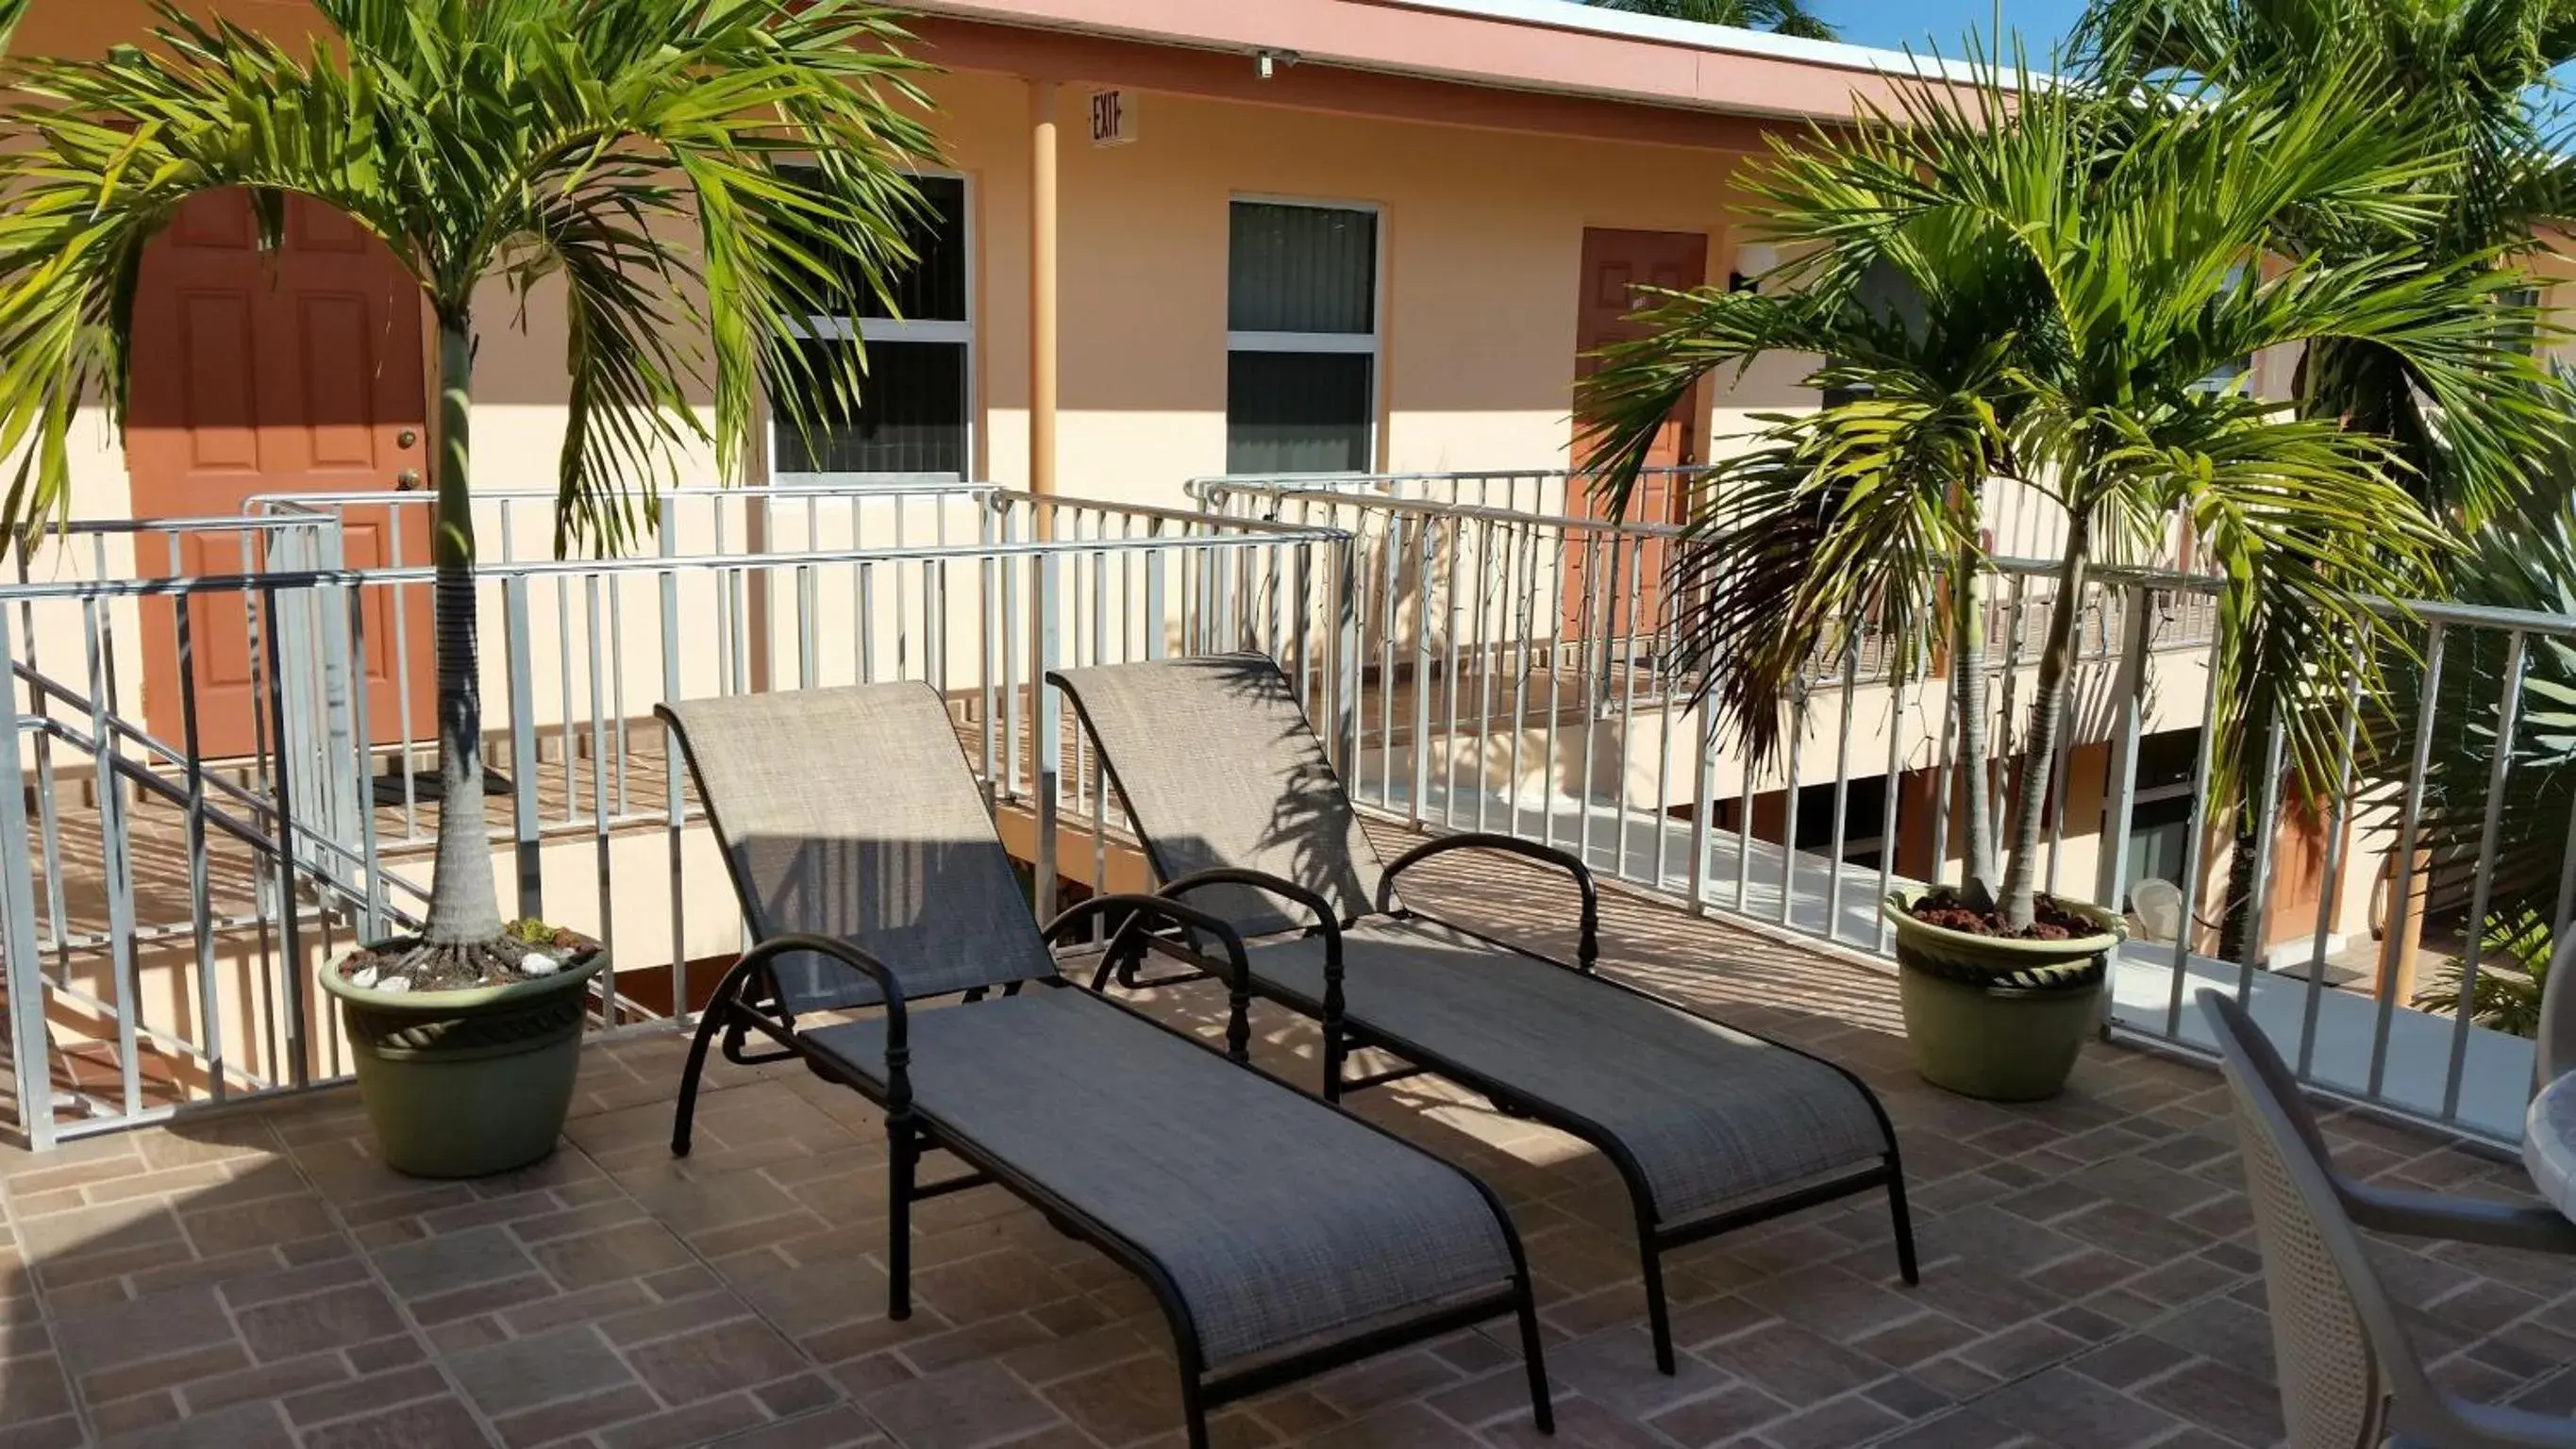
[1048,652,1916,1375]
[2200,990,2576,1255]
[2202,990,2576,1448]
[2537,935,2576,1089]
[658,682,1552,1448]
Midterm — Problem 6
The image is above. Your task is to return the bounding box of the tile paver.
[0,839,2570,1445]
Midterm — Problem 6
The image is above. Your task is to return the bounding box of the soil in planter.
[1906,890,2105,941]
[337,920,599,993]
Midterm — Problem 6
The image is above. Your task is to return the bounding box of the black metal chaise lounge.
[1049,652,1918,1374]
[658,682,1551,1447]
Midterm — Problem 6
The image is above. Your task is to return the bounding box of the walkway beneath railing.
[0,828,2563,1449]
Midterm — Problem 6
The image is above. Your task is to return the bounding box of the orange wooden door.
[1566,227,1707,646]
[2262,796,2332,956]
[125,191,435,759]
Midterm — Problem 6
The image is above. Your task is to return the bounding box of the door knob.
[395,470,422,491]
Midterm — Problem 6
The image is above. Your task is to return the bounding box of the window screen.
[1227,201,1377,475]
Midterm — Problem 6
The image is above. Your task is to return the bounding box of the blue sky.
[1825,0,2090,59]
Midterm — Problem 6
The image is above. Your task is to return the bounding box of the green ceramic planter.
[321,944,607,1178]
[1882,887,2122,1103]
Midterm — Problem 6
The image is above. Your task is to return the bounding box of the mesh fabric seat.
[809,988,1513,1367]
[2202,989,2576,1449]
[659,681,1552,1448]
[1249,917,1891,1223]
[1049,652,1914,1375]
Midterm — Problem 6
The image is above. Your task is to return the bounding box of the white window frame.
[1224,194,1384,474]
[770,167,977,483]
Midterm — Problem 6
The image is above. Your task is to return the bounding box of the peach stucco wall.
[27,9,1796,523]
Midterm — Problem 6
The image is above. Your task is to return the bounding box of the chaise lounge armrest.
[1157,868,1350,1024]
[1379,833,1599,970]
[734,933,910,1103]
[1045,893,1259,1063]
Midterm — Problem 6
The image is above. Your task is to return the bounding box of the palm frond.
[0,0,936,555]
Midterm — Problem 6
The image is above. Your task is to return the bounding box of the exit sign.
[1089,89,1135,147]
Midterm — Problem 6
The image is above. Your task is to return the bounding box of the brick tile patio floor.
[3,846,2573,1447]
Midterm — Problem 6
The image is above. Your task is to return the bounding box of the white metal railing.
[0,485,1352,1148]
[1198,468,2573,1145]
[8,463,2568,1151]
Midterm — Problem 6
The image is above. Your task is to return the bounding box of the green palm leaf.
[0,0,935,963]
[1580,49,2548,928]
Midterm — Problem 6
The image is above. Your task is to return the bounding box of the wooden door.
[1566,227,1707,647]
[125,191,435,759]
[2262,796,2333,958]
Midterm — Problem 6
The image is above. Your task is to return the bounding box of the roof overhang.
[895,0,2001,125]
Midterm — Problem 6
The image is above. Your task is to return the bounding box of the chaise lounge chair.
[1049,652,1917,1374]
[658,682,1552,1447]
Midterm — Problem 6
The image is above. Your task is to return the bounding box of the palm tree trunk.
[421,310,503,947]
[1999,518,2089,930]
[1950,542,1999,904]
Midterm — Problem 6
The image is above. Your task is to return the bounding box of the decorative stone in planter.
[1882,885,2123,1102]
[320,925,605,1178]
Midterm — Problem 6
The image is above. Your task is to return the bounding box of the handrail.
[0,514,1354,605]
[1205,475,2576,641]
[244,476,990,512]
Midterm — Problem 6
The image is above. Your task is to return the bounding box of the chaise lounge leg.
[1179,1377,1210,1449]
[670,1005,728,1158]
[1887,1164,1920,1287]
[1640,1235,1676,1376]
[1322,1025,1347,1105]
[887,1114,917,1321]
[1514,1274,1555,1434]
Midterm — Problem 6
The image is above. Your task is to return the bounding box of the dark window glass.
[2124,797,2196,908]
[772,339,967,476]
[1227,352,1372,474]
[859,175,967,323]
[779,169,967,323]
[1822,259,1922,408]
[2502,285,2544,356]
[1229,203,1376,334]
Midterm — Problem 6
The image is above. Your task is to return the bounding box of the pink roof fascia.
[895,0,1994,124]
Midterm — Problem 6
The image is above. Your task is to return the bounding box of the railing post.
[0,604,57,1150]
[2443,629,2525,1120]
[2367,622,2447,1098]
[660,563,687,1024]
[259,584,311,1091]
[2095,582,2152,918]
[1033,550,1062,920]
[1145,544,1168,662]
[501,575,544,923]
[1410,514,1434,825]
[83,598,142,1116]
[1335,534,1361,776]
[2160,629,2227,1040]
[1688,712,1715,915]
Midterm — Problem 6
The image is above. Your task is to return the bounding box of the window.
[1820,259,1925,410]
[2119,729,2201,910]
[771,174,971,478]
[2501,284,2545,357]
[1227,200,1379,474]
[2195,263,2253,392]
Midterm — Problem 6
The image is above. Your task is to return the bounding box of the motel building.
[8,0,2562,1116]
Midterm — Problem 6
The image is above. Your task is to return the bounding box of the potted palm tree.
[1579,53,2553,1099]
[0,0,934,1174]
[2075,0,2576,969]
